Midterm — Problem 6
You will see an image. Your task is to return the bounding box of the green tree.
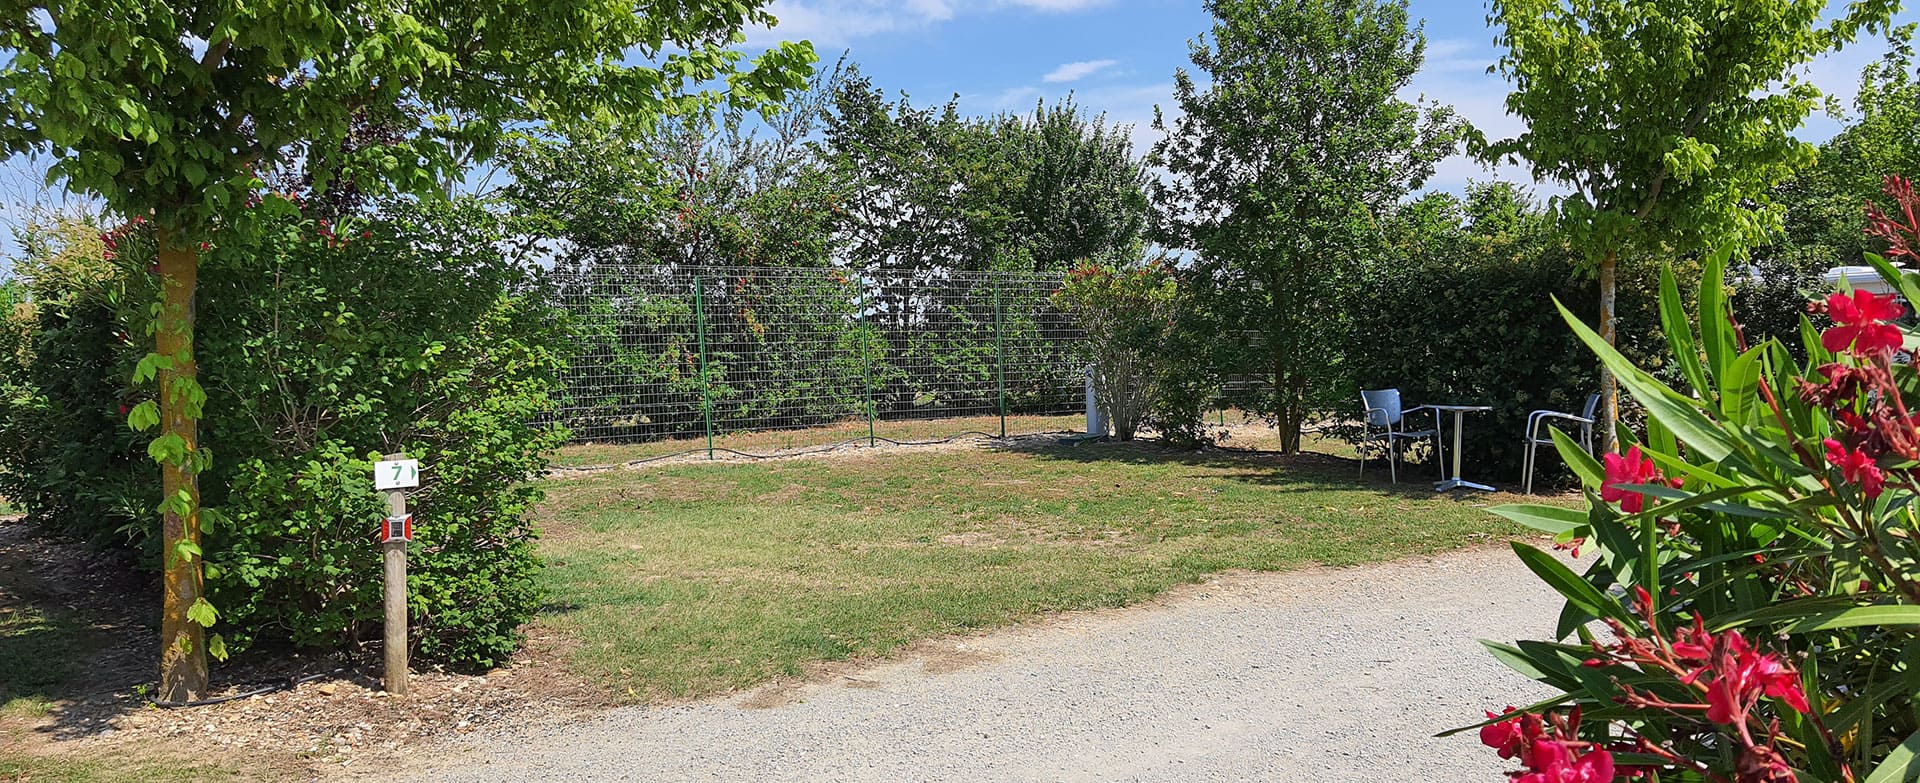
[1149,0,1462,453]
[1483,0,1894,451]
[825,70,1148,279]
[0,0,812,701]
[506,59,851,272]
[1759,25,1920,285]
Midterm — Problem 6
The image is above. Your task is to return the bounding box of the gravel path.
[395,544,1560,782]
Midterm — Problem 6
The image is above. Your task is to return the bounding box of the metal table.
[1428,404,1494,492]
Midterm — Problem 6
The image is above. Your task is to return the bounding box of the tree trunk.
[155,231,207,703]
[1597,249,1619,456]
[1274,357,1303,454]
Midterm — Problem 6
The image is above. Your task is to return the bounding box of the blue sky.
[748,0,1918,198]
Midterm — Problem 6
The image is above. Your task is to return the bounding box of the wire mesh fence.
[549,264,1087,457]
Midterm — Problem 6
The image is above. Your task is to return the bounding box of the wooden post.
[382,452,410,697]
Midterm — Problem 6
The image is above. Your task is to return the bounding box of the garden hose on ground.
[148,667,347,709]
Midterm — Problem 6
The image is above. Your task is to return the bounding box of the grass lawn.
[535,437,1555,701]
[0,757,238,783]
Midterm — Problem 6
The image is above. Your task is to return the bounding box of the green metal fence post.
[994,275,1007,440]
[694,274,715,460]
[858,274,876,449]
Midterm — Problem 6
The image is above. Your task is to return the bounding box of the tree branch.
[200,38,231,72]
[1633,34,1733,222]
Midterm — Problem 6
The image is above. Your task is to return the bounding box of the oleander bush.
[1465,177,1920,783]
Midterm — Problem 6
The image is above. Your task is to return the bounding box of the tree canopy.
[1484,0,1896,448]
[1150,0,1462,452]
[0,0,814,701]
[825,69,1149,277]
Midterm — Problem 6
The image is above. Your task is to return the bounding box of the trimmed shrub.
[1345,240,1677,481]
[1473,236,1920,782]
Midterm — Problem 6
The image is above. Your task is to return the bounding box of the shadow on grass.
[537,599,585,615]
[0,521,156,741]
[992,435,1521,501]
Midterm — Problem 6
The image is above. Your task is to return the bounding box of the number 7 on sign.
[374,459,420,490]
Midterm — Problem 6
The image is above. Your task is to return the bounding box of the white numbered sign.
[374,459,420,490]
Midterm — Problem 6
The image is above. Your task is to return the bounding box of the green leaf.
[147,432,188,464]
[208,633,229,661]
[1866,729,1920,783]
[1720,347,1764,425]
[186,596,219,628]
[1556,297,1738,462]
[158,488,193,517]
[1865,253,1920,312]
[1627,483,1788,520]
[1714,600,1920,635]
[1480,639,1581,690]
[1659,263,1711,398]
[1638,448,1738,490]
[1488,503,1589,535]
[1699,247,1736,385]
[1511,541,1636,630]
[1549,426,1603,488]
[1637,513,1659,618]
[1645,415,1678,461]
[169,537,201,568]
[126,400,160,431]
[1800,314,1832,366]
[1586,505,1641,586]
[131,352,171,383]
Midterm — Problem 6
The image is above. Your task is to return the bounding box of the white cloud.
[1003,0,1111,9]
[908,0,957,21]
[992,85,1047,109]
[749,0,1110,47]
[1043,59,1119,83]
[1420,37,1491,75]
[751,0,945,47]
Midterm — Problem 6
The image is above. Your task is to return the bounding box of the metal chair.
[1522,393,1601,494]
[1359,389,1440,484]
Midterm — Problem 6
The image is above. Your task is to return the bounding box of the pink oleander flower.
[1480,707,1541,760]
[1736,745,1797,783]
[1822,289,1905,356]
[1552,537,1588,559]
[1823,438,1886,498]
[1669,613,1716,667]
[1703,630,1811,725]
[1512,739,1615,783]
[1797,362,1872,407]
[1602,445,1671,513]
